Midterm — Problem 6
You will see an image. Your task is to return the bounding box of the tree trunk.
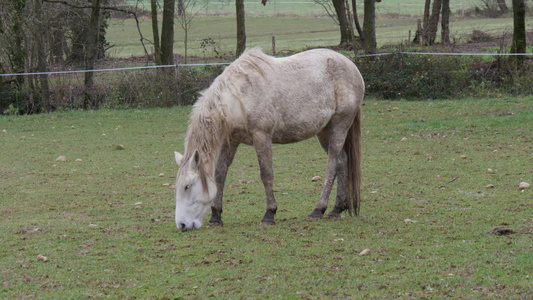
[441,0,450,44]
[178,0,185,16]
[497,0,509,13]
[332,0,353,45]
[236,0,246,56]
[510,0,526,69]
[363,0,376,54]
[151,0,161,64]
[423,0,431,29]
[160,0,175,65]
[84,0,101,110]
[352,0,363,38]
[11,0,26,88]
[34,0,50,112]
[427,0,442,45]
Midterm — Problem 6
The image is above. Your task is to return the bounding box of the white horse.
[174,48,364,231]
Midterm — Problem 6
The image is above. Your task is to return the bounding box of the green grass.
[1,97,532,298]
[107,15,518,58]
[126,0,484,16]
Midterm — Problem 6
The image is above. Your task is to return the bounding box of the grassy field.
[107,15,518,59]
[125,0,482,17]
[1,97,532,298]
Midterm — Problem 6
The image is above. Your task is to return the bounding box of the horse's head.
[174,150,217,231]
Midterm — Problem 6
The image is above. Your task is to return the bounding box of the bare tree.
[427,0,442,45]
[176,0,209,64]
[33,0,50,112]
[161,0,175,65]
[236,0,246,56]
[83,0,102,109]
[510,0,526,69]
[151,0,162,64]
[441,0,450,44]
[363,0,377,54]
[352,0,363,38]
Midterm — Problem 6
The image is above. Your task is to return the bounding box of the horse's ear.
[174,151,183,166]
[193,149,201,167]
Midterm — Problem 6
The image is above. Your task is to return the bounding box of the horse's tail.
[344,106,362,216]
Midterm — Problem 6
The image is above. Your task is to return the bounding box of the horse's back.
[224,49,364,144]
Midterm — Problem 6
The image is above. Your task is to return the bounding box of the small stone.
[158,173,165,177]
[404,219,417,223]
[487,168,493,173]
[37,254,48,262]
[56,156,67,162]
[162,183,170,187]
[400,137,408,142]
[134,202,143,206]
[114,144,125,150]
[2,129,6,133]
[486,184,495,188]
[71,126,75,129]
[75,159,82,162]
[460,155,467,159]
[519,182,530,190]
[392,107,399,111]
[311,176,322,182]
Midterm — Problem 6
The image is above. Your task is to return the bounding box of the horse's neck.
[185,101,227,175]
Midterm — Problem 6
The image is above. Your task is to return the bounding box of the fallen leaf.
[460,155,467,159]
[359,249,371,256]
[486,184,495,188]
[114,144,125,150]
[404,219,417,224]
[56,156,67,162]
[400,137,408,142]
[488,226,515,236]
[311,176,322,182]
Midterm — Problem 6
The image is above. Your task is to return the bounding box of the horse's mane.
[182,48,270,167]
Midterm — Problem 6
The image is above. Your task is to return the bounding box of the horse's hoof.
[260,220,275,226]
[307,216,322,221]
[307,208,325,221]
[326,213,342,220]
[207,221,223,228]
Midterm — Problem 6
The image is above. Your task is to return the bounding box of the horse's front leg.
[209,140,239,227]
[252,132,277,225]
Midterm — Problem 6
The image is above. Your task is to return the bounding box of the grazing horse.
[174,48,364,231]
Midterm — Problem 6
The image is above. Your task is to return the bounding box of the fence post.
[272,36,276,56]
[176,64,182,106]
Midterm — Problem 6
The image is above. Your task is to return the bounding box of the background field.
[1,98,532,298]
[107,1,525,59]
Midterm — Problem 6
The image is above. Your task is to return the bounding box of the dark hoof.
[307,208,325,221]
[261,209,276,226]
[327,206,344,219]
[207,221,223,228]
[260,220,276,226]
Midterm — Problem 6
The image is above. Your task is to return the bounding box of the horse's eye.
[184,184,190,191]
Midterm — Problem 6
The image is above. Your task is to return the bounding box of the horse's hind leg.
[308,122,351,220]
[327,151,348,219]
[209,139,239,227]
[252,132,277,225]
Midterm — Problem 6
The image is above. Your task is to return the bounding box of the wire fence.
[1,51,532,114]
